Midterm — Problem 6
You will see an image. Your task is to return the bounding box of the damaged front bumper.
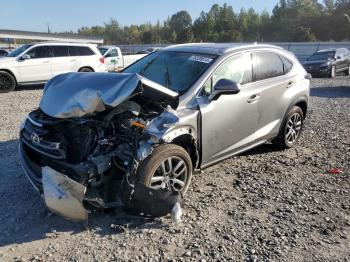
[19,143,88,222]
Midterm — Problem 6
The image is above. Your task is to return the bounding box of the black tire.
[329,65,336,78]
[137,144,193,195]
[346,65,350,76]
[273,106,304,149]
[79,67,94,72]
[0,71,16,92]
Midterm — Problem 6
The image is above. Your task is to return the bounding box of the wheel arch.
[163,126,198,170]
[78,66,94,72]
[0,69,18,84]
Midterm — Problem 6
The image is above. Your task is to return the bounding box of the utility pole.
[47,22,51,34]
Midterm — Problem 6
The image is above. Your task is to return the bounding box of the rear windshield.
[7,44,32,57]
[308,51,335,61]
[123,51,217,93]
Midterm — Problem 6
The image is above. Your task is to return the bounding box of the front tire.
[137,144,193,195]
[273,106,304,149]
[0,71,16,92]
[330,65,336,78]
[346,65,350,75]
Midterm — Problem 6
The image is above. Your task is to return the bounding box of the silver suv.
[19,43,310,221]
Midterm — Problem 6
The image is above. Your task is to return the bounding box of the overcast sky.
[1,0,279,32]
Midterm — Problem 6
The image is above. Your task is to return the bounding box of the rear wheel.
[137,144,193,195]
[79,67,94,72]
[273,106,304,149]
[0,71,16,92]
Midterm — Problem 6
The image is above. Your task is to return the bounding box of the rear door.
[18,46,52,82]
[197,52,260,166]
[51,46,80,76]
[252,51,295,139]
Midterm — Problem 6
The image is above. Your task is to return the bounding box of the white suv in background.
[0,42,107,92]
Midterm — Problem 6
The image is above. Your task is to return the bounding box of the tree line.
[75,0,350,44]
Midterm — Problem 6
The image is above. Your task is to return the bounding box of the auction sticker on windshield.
[189,55,213,64]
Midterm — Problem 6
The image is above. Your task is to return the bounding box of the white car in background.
[98,45,146,71]
[0,42,107,92]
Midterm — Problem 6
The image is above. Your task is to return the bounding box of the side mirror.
[336,56,342,60]
[18,54,30,61]
[209,79,241,101]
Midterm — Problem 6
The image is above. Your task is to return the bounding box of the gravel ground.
[0,77,349,262]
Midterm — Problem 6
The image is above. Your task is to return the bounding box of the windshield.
[123,51,216,93]
[7,44,33,57]
[308,51,335,61]
[98,47,108,55]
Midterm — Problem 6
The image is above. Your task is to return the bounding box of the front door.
[18,46,52,83]
[105,48,122,71]
[197,53,260,166]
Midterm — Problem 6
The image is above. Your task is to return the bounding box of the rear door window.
[26,46,52,59]
[68,46,79,56]
[254,52,284,81]
[52,46,69,57]
[76,46,95,56]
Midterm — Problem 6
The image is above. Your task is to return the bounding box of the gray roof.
[0,29,103,44]
[164,43,283,55]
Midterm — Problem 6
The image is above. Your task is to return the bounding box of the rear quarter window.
[76,46,95,56]
[280,55,293,74]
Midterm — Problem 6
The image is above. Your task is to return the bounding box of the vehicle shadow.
[0,139,164,248]
[14,84,45,92]
[241,143,281,156]
[310,86,350,98]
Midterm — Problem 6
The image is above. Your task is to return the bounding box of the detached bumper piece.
[42,166,88,222]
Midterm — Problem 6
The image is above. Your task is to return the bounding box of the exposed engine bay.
[19,72,194,222]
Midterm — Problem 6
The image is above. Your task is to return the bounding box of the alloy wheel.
[0,73,14,92]
[331,66,336,78]
[149,156,188,192]
[285,113,302,144]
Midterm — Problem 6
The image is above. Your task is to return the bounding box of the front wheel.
[0,71,16,93]
[137,144,193,195]
[79,67,94,72]
[273,106,304,149]
[330,65,336,78]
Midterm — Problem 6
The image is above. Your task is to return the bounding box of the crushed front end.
[19,72,184,222]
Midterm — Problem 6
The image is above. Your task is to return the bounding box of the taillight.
[99,57,105,63]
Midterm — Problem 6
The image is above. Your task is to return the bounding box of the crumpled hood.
[39,72,178,118]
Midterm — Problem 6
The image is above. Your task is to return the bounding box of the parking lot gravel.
[0,77,349,261]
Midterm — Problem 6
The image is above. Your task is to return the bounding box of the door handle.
[70,59,77,62]
[247,94,261,103]
[42,60,50,64]
[287,81,294,88]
